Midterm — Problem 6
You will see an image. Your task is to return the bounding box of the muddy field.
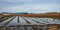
[0,15,60,30]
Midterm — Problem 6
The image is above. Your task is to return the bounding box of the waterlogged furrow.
[23,17,38,25]
[0,16,12,22]
[17,16,20,23]
[31,18,50,24]
[18,17,27,25]
[27,18,45,25]
[3,16,16,25]
[8,16,18,25]
[36,18,56,24]
[22,17,31,24]
[0,16,15,26]
[0,16,60,26]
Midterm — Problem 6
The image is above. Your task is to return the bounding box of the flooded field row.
[0,16,60,30]
[0,16,60,25]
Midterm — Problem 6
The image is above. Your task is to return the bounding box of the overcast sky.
[0,0,60,13]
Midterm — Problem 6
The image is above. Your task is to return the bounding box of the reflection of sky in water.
[0,16,60,26]
[0,17,14,26]
[8,16,18,25]
[36,18,60,24]
[23,17,38,24]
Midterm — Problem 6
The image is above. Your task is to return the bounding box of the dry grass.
[0,14,60,17]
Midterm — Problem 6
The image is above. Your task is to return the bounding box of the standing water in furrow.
[0,16,12,22]
[0,16,15,26]
[31,18,50,24]
[21,17,31,24]
[18,16,27,25]
[28,17,44,25]
[37,18,59,24]
[36,18,50,24]
[22,17,38,25]
[8,16,18,26]
[3,16,16,25]
[17,16,20,23]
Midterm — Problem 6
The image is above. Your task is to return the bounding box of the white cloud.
[0,0,60,13]
[0,0,59,4]
[1,4,60,13]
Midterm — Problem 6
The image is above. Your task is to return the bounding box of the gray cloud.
[0,0,60,13]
